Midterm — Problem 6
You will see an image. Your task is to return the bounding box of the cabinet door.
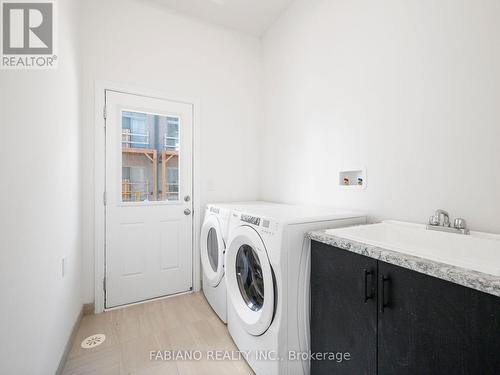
[463,287,500,374]
[311,241,377,375]
[377,261,468,375]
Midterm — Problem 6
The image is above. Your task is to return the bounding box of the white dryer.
[200,202,277,323]
[225,204,366,374]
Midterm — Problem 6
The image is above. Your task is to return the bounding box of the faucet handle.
[454,218,467,230]
[429,215,439,226]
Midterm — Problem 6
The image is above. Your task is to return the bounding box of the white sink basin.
[326,221,500,276]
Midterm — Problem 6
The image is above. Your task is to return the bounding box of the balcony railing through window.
[164,133,180,151]
[122,180,151,202]
[122,129,150,148]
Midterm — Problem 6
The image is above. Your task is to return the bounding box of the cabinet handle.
[364,269,373,303]
[379,274,390,313]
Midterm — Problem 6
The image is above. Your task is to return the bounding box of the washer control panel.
[237,212,278,236]
[241,214,261,226]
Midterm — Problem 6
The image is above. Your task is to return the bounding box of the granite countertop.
[307,229,500,298]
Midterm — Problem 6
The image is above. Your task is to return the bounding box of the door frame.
[93,81,201,313]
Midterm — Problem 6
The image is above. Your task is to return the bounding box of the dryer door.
[200,215,225,286]
[226,225,275,336]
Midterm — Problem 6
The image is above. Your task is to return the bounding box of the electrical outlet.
[62,256,68,278]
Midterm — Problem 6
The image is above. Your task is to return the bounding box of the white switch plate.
[206,179,215,192]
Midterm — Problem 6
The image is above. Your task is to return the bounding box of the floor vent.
[81,334,106,349]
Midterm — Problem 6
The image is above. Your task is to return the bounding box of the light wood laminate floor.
[62,292,254,375]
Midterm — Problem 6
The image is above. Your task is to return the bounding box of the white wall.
[0,0,82,373]
[81,0,262,303]
[261,0,500,233]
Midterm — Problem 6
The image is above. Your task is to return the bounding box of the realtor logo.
[1,0,57,69]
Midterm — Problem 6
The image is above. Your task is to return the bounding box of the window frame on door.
[93,81,201,313]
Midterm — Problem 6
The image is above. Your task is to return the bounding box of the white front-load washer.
[225,204,366,374]
[200,202,278,324]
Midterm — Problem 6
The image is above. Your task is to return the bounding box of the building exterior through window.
[121,111,180,202]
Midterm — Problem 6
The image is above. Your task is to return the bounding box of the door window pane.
[121,111,180,202]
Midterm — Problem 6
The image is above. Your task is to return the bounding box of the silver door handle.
[184,209,192,216]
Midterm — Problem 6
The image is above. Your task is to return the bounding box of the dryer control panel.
[209,207,220,214]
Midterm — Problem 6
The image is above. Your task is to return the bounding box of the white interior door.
[105,90,193,308]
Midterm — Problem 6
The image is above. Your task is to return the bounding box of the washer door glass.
[236,244,264,312]
[207,227,219,272]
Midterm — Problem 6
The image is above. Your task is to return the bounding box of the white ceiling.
[147,0,294,36]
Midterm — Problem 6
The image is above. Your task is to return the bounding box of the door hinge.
[103,277,106,292]
[103,191,107,206]
[103,105,107,120]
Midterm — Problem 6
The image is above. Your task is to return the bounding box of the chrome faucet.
[429,209,450,227]
[427,209,469,235]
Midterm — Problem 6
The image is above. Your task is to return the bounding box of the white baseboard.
[55,306,85,375]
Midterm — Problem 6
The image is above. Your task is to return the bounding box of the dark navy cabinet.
[310,240,500,375]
